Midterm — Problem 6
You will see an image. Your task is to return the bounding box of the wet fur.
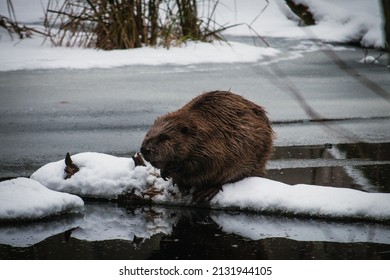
[141,91,274,201]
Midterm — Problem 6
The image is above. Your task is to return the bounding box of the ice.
[31,152,390,222]
[0,177,84,222]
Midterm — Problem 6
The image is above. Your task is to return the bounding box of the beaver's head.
[140,112,198,180]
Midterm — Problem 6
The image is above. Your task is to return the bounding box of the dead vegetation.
[1,0,236,50]
[0,0,47,39]
[42,0,236,50]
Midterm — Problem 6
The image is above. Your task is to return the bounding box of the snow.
[357,56,380,64]
[0,38,280,71]
[0,177,84,222]
[289,0,384,48]
[217,0,384,48]
[30,152,390,222]
[212,177,390,221]
[31,152,138,198]
[31,152,175,200]
[0,0,385,71]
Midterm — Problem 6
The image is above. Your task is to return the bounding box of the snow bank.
[218,0,385,48]
[0,0,385,71]
[31,152,390,222]
[31,152,177,201]
[211,177,390,221]
[0,177,84,222]
[292,0,384,48]
[0,36,280,71]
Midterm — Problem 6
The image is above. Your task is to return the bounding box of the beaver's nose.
[140,146,150,156]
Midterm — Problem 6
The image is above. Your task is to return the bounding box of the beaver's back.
[141,91,275,201]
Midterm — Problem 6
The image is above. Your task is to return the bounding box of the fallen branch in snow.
[132,152,146,167]
[284,0,315,26]
[64,153,79,179]
[0,14,46,39]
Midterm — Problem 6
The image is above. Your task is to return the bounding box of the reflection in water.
[0,142,389,259]
[268,142,390,192]
[0,203,389,260]
[0,214,83,247]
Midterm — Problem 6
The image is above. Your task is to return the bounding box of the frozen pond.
[0,37,389,259]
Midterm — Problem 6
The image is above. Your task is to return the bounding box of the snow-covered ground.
[217,0,384,48]
[0,0,385,71]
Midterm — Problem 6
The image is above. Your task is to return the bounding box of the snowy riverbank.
[0,0,385,71]
[2,152,389,222]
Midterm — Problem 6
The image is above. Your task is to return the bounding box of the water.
[1,142,389,260]
[268,142,390,193]
[1,203,390,260]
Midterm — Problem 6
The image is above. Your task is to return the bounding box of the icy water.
[1,143,389,260]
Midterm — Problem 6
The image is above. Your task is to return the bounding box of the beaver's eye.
[180,126,189,134]
[159,134,170,142]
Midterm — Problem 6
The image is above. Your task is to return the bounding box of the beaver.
[140,90,274,202]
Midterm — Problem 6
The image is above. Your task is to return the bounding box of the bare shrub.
[0,0,47,39]
[43,0,236,50]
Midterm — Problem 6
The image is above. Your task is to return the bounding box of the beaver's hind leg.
[191,185,222,206]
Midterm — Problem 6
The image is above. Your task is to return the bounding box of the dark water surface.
[1,142,389,260]
[268,142,390,193]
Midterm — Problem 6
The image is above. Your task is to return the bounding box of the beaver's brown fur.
[140,90,274,202]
